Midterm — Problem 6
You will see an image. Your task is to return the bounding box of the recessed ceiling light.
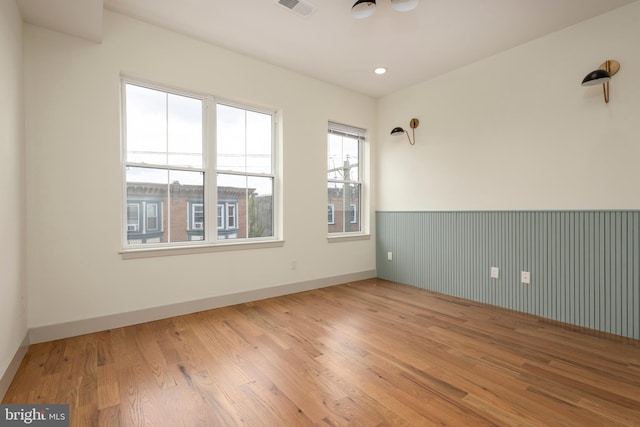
[374,67,387,75]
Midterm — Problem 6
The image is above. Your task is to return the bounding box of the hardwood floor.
[4,278,640,426]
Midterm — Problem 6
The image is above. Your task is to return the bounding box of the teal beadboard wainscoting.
[376,211,640,339]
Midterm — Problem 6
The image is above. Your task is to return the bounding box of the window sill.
[120,239,284,260]
[327,233,371,243]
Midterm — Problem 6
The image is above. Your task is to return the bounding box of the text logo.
[0,405,69,427]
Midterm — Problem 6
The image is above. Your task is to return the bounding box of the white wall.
[0,0,27,385]
[377,2,640,211]
[24,11,376,330]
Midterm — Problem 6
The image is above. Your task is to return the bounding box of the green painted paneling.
[376,211,640,339]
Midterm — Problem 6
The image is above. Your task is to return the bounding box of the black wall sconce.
[581,59,620,104]
[390,118,419,145]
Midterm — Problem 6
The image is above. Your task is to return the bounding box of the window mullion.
[206,96,217,243]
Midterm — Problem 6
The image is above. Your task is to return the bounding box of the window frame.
[120,77,281,256]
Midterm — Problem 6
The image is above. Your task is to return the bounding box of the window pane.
[328,182,343,233]
[126,84,203,168]
[248,176,274,238]
[328,133,359,181]
[169,170,204,243]
[217,104,272,174]
[217,173,247,240]
[246,110,272,174]
[126,167,204,244]
[126,84,168,165]
[327,182,361,233]
[345,183,361,232]
[126,167,168,244]
[217,104,246,172]
[216,174,273,239]
[168,93,203,168]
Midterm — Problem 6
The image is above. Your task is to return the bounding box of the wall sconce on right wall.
[581,59,620,104]
[390,118,419,145]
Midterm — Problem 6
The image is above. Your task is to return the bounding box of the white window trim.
[120,239,285,259]
[120,76,280,256]
[327,234,370,243]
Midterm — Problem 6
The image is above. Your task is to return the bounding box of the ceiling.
[18,0,637,98]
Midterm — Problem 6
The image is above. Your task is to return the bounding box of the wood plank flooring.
[4,278,640,426]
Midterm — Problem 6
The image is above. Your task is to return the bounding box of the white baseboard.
[0,333,29,401]
[29,270,376,344]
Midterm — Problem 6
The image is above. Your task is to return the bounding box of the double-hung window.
[122,79,277,250]
[327,122,364,234]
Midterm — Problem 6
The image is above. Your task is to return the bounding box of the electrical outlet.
[521,271,531,284]
[490,267,499,279]
[291,260,297,270]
